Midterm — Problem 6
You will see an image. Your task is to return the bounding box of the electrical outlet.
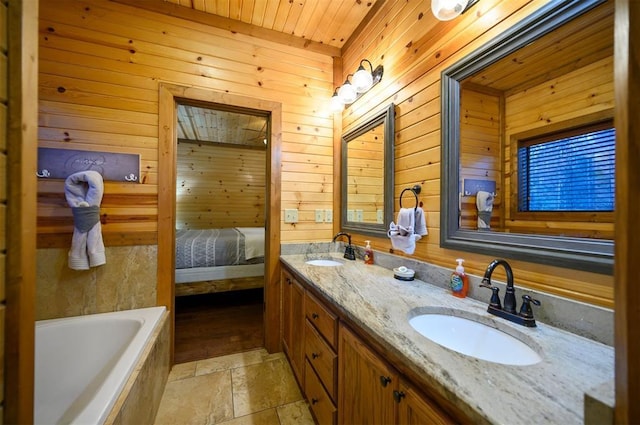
[284,208,298,223]
[325,209,333,223]
[315,209,324,223]
[356,209,363,222]
[377,209,384,224]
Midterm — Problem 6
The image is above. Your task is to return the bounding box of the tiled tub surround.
[280,251,614,425]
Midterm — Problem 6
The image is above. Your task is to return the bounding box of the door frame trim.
[157,84,282,362]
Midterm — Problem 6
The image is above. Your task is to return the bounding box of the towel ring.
[399,184,422,210]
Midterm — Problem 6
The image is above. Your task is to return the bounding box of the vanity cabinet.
[282,268,305,383]
[338,324,455,425]
[281,262,460,425]
[338,324,397,424]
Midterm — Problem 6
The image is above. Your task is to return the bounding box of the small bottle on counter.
[449,258,469,298]
[364,240,374,265]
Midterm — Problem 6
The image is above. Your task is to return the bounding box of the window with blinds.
[517,121,615,212]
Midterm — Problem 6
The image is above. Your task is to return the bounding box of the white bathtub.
[34,306,167,425]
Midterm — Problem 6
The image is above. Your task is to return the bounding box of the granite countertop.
[280,253,614,425]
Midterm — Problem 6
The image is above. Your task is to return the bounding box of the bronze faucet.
[480,259,541,327]
[332,232,356,260]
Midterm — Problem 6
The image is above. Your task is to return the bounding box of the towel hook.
[399,184,421,210]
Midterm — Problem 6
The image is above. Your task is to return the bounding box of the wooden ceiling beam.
[109,0,342,57]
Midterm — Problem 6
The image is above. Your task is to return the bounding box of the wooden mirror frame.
[440,0,613,275]
[341,103,395,237]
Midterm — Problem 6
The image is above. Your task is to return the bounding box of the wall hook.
[124,173,138,182]
[36,169,51,178]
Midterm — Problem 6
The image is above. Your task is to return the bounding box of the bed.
[174,227,265,296]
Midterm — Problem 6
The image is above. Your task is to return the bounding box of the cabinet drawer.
[304,319,337,401]
[305,359,337,425]
[305,292,338,349]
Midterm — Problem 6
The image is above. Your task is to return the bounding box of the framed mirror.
[341,103,395,237]
[441,0,614,274]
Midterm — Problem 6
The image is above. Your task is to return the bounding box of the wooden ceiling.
[177,104,269,148]
[162,0,381,49]
[463,0,613,95]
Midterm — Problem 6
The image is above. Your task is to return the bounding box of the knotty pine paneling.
[459,87,502,231]
[346,124,384,223]
[176,141,266,229]
[37,0,335,246]
[340,0,614,307]
[503,55,614,239]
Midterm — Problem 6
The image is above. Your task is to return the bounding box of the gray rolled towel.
[71,205,100,233]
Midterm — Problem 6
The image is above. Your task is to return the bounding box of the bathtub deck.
[155,348,313,424]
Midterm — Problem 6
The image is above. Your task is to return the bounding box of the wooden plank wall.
[340,0,614,307]
[0,0,6,418]
[503,56,614,238]
[37,0,335,247]
[346,124,384,223]
[176,141,266,229]
[459,87,502,230]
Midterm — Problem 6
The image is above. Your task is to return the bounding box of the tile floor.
[154,349,315,424]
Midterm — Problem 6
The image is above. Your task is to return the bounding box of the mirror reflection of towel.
[476,191,494,230]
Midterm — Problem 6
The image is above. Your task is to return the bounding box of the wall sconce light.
[431,0,479,21]
[331,59,384,112]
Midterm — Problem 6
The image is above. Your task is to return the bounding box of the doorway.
[157,84,282,364]
[173,101,269,363]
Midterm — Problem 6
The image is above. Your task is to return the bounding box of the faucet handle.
[480,283,502,310]
[518,295,541,319]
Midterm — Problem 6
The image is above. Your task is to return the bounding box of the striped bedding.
[175,228,264,269]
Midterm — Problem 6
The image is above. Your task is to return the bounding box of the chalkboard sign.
[37,148,140,183]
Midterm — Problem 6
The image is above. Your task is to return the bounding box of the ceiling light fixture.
[331,59,384,112]
[431,0,479,21]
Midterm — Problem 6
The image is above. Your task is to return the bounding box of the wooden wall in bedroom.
[36,0,335,248]
[176,141,266,229]
[339,0,614,307]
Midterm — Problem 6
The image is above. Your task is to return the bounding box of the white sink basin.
[409,314,541,366]
[305,259,343,267]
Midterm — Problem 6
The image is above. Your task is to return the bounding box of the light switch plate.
[325,209,333,223]
[347,209,355,222]
[356,209,363,222]
[284,208,298,223]
[315,209,324,223]
[377,209,384,224]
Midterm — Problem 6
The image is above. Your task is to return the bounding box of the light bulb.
[431,0,468,21]
[338,82,357,104]
[352,68,373,93]
[330,93,344,112]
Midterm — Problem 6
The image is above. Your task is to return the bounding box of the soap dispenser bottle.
[450,258,469,298]
[364,240,374,265]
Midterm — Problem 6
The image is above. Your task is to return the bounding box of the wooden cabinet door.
[338,324,396,425]
[396,379,455,425]
[282,269,305,383]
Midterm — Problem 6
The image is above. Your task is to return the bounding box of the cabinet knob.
[379,376,392,387]
[286,277,292,285]
[393,390,406,403]
[312,313,319,319]
[312,352,319,359]
[311,398,319,405]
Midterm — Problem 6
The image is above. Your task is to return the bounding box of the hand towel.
[388,208,417,254]
[64,171,106,270]
[414,207,428,237]
[476,190,494,230]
